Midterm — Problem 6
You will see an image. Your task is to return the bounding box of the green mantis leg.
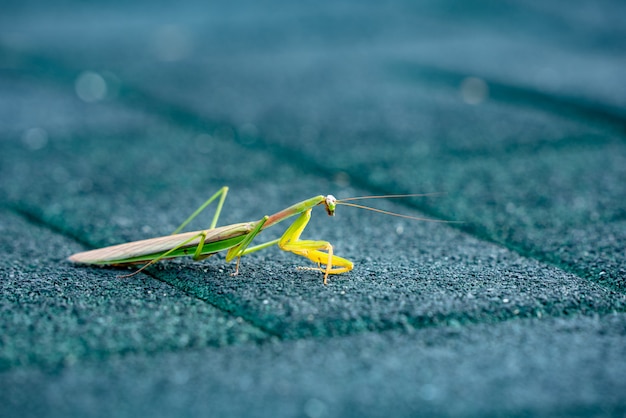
[171,186,229,234]
[119,230,209,278]
[277,208,353,284]
[121,187,229,275]
[224,216,269,275]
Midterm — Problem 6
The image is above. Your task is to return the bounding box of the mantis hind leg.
[278,209,353,284]
[119,230,209,278]
[171,186,229,234]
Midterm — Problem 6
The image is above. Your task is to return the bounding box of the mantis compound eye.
[324,195,337,216]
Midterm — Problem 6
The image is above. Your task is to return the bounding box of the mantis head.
[323,195,337,216]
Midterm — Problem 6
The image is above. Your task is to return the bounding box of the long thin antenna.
[339,192,445,202]
[336,201,460,223]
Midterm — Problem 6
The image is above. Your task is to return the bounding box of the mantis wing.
[68,222,255,265]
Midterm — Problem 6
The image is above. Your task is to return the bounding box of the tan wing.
[68,222,255,264]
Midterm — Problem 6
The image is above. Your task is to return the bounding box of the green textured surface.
[1,1,625,417]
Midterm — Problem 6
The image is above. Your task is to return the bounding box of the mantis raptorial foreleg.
[223,207,354,282]
[277,208,353,284]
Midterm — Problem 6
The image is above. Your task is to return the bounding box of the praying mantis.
[69,187,443,284]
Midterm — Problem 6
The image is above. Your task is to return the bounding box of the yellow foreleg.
[278,209,353,284]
